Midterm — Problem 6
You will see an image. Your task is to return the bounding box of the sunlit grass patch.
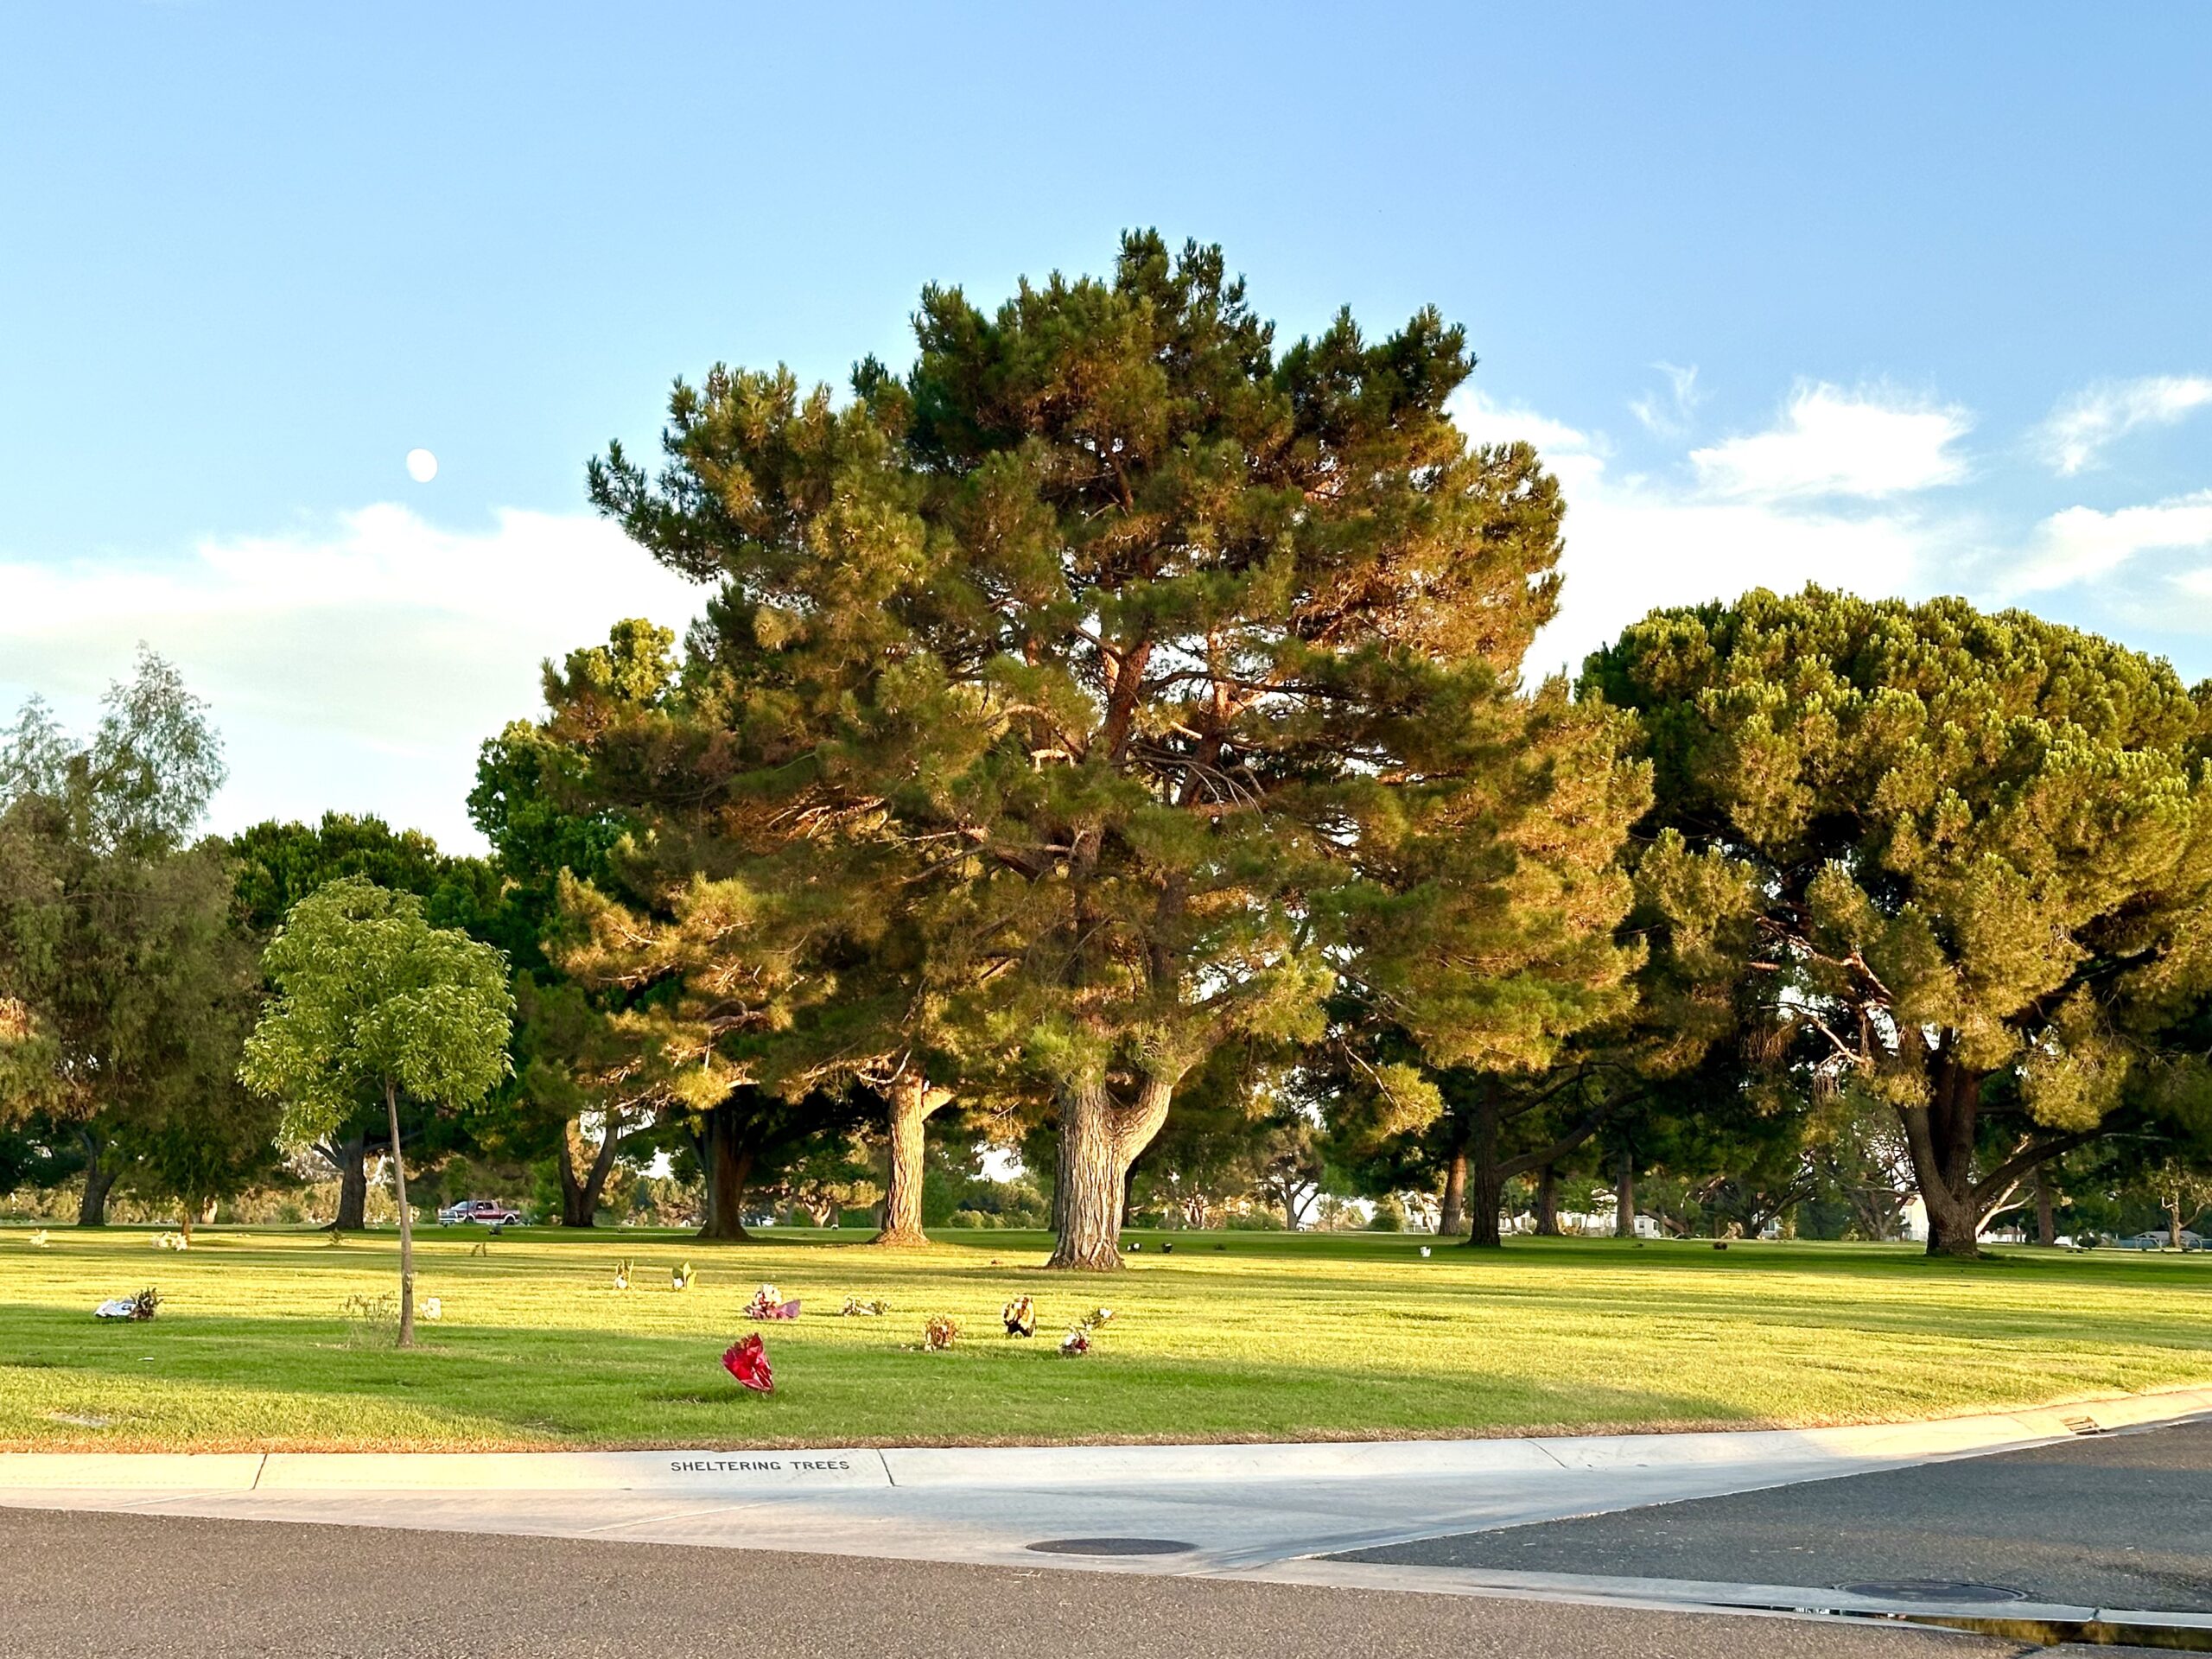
[1,1225,2206,1452]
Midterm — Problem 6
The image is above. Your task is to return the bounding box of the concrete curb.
[1233,1558,2212,1633]
[5,1382,2208,1496]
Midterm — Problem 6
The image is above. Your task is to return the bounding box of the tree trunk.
[1898,1046,1987,1260]
[874,1073,937,1247]
[385,1082,416,1350]
[556,1115,626,1228]
[2035,1164,2056,1246]
[696,1104,754,1241]
[326,1134,369,1231]
[1047,1075,1173,1270]
[1464,1091,1505,1249]
[2171,1193,2185,1252]
[1534,1164,1560,1236]
[76,1133,118,1228]
[1438,1121,1469,1236]
[1616,1146,1637,1238]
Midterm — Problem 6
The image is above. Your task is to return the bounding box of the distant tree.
[1588,588,2212,1256]
[0,650,242,1225]
[467,646,670,1229]
[240,879,513,1346]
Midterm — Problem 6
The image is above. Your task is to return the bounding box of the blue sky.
[3,2,2208,849]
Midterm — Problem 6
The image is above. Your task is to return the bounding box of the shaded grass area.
[2,1225,2208,1452]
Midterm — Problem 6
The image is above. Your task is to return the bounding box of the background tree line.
[4,235,2209,1265]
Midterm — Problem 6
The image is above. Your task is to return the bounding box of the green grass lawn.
[2,1224,2208,1452]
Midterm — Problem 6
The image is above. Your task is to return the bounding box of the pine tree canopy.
[1586,585,2212,1255]
[571,231,1637,1266]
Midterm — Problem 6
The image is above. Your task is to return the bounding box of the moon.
[404,448,439,483]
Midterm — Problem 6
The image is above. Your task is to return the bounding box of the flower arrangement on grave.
[423,1296,442,1321]
[746,1284,800,1320]
[671,1262,694,1291]
[95,1287,160,1321]
[154,1231,188,1251]
[27,1230,49,1248]
[1058,1326,1090,1357]
[1001,1295,1036,1338]
[921,1314,958,1351]
[613,1260,632,1291]
[1082,1306,1116,1329]
[840,1296,888,1317]
[721,1333,773,1394]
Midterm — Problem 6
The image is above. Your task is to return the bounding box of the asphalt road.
[1344,1417,2212,1613]
[0,1507,2031,1659]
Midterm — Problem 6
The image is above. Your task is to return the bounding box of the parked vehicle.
[437,1198,523,1226]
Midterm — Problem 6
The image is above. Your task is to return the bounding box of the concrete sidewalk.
[5,1382,2208,1596]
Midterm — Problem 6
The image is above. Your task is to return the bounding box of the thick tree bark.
[1534,1164,1560,1236]
[324,1134,369,1231]
[386,1082,416,1350]
[1438,1120,1469,1236]
[1047,1075,1173,1269]
[1899,1046,2000,1260]
[1465,1090,1505,1249]
[1462,1082,1613,1251]
[696,1104,755,1241]
[2035,1164,2056,1246]
[874,1073,944,1247]
[76,1132,118,1228]
[1615,1147,1637,1238]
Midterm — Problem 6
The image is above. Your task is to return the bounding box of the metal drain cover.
[1837,1580,2027,1604]
[1027,1537,1198,1556]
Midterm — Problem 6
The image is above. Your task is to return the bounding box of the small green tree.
[240,878,513,1345]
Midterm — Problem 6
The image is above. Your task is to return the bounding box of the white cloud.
[2004,491,2212,594]
[2035,375,2212,476]
[1448,386,1959,677]
[1689,383,1972,501]
[1629,362,1703,438]
[0,505,707,849]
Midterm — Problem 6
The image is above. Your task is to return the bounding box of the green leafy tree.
[0,650,243,1225]
[240,878,513,1345]
[1587,588,2212,1256]
[467,639,672,1228]
[586,232,1624,1268]
[227,813,480,1229]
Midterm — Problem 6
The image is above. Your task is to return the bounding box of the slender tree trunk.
[2035,1165,2056,1246]
[76,1133,118,1228]
[385,1081,416,1350]
[1464,1090,1505,1249]
[556,1116,626,1228]
[1616,1146,1637,1238]
[179,1207,194,1245]
[326,1133,369,1231]
[874,1074,937,1247]
[696,1105,754,1241]
[1534,1164,1560,1236]
[2171,1194,2185,1252]
[1047,1076,1173,1270]
[1438,1120,1470,1236]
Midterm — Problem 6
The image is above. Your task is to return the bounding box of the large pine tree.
[582,232,1632,1267]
